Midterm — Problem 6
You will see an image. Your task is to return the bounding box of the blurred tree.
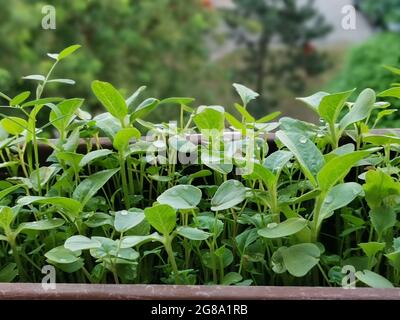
[357,0,400,31]
[0,0,218,120]
[224,0,331,117]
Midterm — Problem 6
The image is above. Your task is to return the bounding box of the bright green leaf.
[72,168,119,207]
[144,204,176,235]
[91,80,128,122]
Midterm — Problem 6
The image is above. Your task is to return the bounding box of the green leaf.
[339,88,376,130]
[234,103,255,122]
[0,91,11,101]
[47,78,75,85]
[235,229,258,253]
[222,272,243,285]
[211,180,247,211]
[159,97,195,105]
[363,134,400,145]
[233,83,259,106]
[120,233,163,248]
[131,98,160,121]
[317,151,370,192]
[378,87,400,99]
[84,212,113,228]
[225,112,245,130]
[79,149,113,167]
[363,170,400,209]
[359,242,385,258]
[383,65,400,76]
[22,75,45,81]
[58,44,81,61]
[176,226,211,240]
[93,112,121,139]
[276,130,324,187]
[187,170,212,182]
[144,204,176,236]
[244,163,276,191]
[56,152,83,172]
[263,150,293,174]
[45,246,80,264]
[374,109,397,127]
[319,89,355,124]
[21,97,63,108]
[126,86,146,109]
[369,206,396,236]
[256,111,281,123]
[73,168,119,207]
[17,196,82,218]
[0,207,14,231]
[113,128,141,151]
[0,263,18,282]
[157,185,202,210]
[17,218,64,233]
[29,166,58,191]
[0,117,27,135]
[10,91,31,106]
[296,91,329,112]
[194,107,224,132]
[281,243,320,277]
[0,184,24,201]
[355,270,394,288]
[258,218,307,239]
[49,98,84,132]
[319,182,363,223]
[65,236,101,251]
[91,80,128,122]
[114,209,145,233]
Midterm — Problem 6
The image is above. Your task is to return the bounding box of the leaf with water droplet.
[157,185,202,210]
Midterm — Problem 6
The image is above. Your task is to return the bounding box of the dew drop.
[299,136,307,144]
[120,210,128,216]
[267,222,278,229]
[60,258,67,263]
[325,196,333,204]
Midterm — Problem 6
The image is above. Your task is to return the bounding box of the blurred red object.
[202,0,213,9]
[303,42,315,56]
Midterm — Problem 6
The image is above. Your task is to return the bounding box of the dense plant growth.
[1,47,400,288]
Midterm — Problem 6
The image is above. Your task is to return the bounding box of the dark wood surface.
[0,283,399,300]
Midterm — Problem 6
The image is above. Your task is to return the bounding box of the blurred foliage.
[0,0,219,121]
[223,0,331,117]
[356,0,400,30]
[329,32,400,127]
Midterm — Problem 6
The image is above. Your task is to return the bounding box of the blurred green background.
[1,0,400,125]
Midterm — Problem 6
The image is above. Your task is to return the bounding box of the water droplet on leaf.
[299,136,307,144]
[325,196,333,204]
